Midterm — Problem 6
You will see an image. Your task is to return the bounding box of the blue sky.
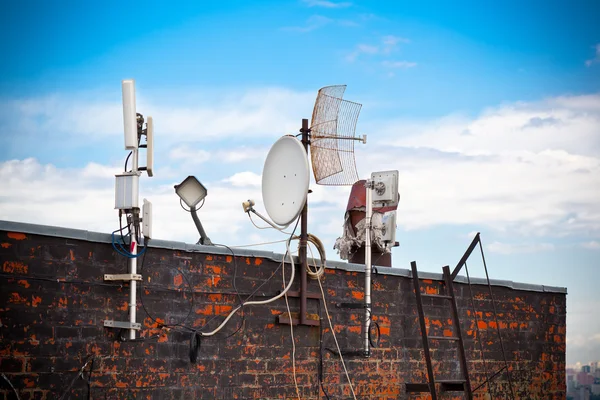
[1,0,599,365]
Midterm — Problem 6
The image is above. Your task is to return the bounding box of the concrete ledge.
[0,219,567,294]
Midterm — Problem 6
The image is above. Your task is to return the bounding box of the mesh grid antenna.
[310,85,363,186]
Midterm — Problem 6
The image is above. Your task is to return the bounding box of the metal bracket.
[103,320,141,330]
[104,274,142,281]
[336,302,368,309]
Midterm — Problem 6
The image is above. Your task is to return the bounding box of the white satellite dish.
[262,135,310,227]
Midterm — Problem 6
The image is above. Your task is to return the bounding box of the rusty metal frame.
[453,233,517,399]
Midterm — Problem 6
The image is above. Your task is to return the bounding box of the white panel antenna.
[371,170,399,206]
[146,116,154,177]
[142,199,153,239]
[122,79,138,150]
[381,210,397,245]
[262,135,310,227]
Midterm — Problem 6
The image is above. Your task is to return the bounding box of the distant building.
[577,371,595,386]
[591,383,600,396]
[583,365,591,373]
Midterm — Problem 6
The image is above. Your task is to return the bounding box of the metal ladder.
[406,261,473,399]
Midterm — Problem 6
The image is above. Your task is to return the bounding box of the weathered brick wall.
[0,228,566,399]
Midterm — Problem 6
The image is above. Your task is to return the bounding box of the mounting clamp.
[103,320,141,330]
[104,274,142,281]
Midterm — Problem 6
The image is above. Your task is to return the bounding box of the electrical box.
[381,211,397,244]
[115,173,139,209]
[371,170,399,206]
[142,198,153,239]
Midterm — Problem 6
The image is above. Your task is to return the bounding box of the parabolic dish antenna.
[262,135,310,226]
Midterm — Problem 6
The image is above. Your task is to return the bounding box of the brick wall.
[0,227,566,399]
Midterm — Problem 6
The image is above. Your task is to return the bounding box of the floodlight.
[175,176,207,209]
[174,176,212,246]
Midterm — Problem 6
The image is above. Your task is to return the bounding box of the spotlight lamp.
[174,176,212,246]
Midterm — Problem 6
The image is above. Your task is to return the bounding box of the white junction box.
[371,170,399,206]
[115,173,139,209]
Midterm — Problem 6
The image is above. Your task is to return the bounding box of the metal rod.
[311,134,363,141]
[479,240,516,399]
[129,148,140,340]
[451,232,481,280]
[191,207,212,245]
[472,366,507,393]
[443,265,472,399]
[411,261,437,399]
[364,180,373,357]
[464,261,493,397]
[249,208,281,230]
[300,118,309,326]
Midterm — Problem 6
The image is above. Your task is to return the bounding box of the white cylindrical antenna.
[146,116,154,177]
[122,79,138,150]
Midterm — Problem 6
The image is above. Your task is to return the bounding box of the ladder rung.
[421,293,452,300]
[428,335,459,341]
[405,383,430,392]
[405,381,466,393]
[439,380,466,391]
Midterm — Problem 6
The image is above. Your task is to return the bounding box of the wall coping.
[0,219,567,294]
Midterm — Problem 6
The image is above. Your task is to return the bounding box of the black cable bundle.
[189,331,202,364]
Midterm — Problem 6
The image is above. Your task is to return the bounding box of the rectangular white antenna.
[371,170,399,206]
[142,199,153,239]
[382,210,397,244]
[146,116,154,177]
[122,79,138,150]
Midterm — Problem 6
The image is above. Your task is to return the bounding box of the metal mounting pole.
[299,118,309,326]
[276,118,320,327]
[191,207,212,245]
[364,179,373,357]
[129,147,140,340]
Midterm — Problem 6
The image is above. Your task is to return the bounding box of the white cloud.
[1,90,599,251]
[581,241,600,250]
[585,43,600,67]
[1,87,315,144]
[487,241,554,255]
[169,146,211,164]
[346,35,413,65]
[282,15,333,32]
[302,0,352,8]
[382,60,417,69]
[362,94,600,236]
[223,171,262,187]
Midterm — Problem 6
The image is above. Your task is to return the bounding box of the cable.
[283,254,301,400]
[230,238,289,248]
[198,217,300,338]
[305,234,326,280]
[317,273,357,400]
[1,373,20,400]
[86,357,95,400]
[306,236,357,400]
[111,230,146,259]
[138,249,195,334]
[124,151,132,172]
[317,301,331,400]
[179,197,205,213]
[58,356,95,400]
[247,213,293,235]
